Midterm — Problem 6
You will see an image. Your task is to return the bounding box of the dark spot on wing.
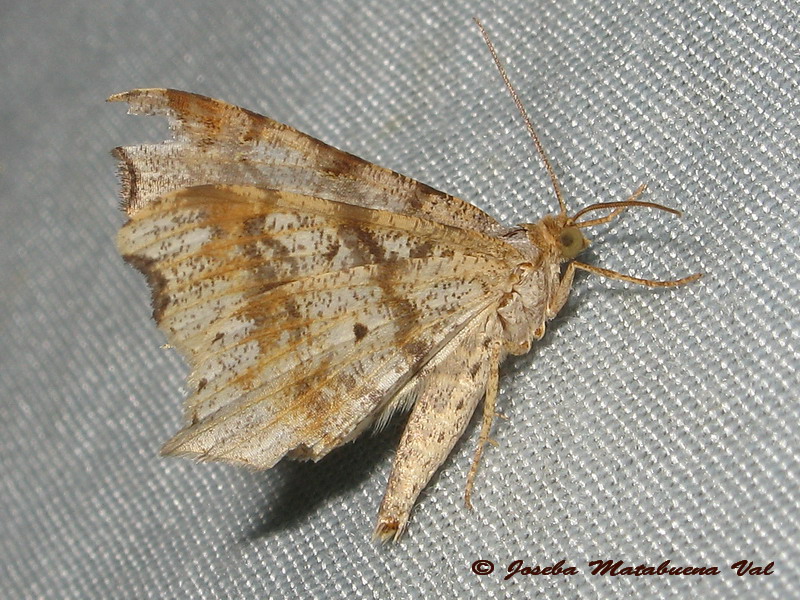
[408,180,448,213]
[322,238,341,262]
[243,215,267,237]
[408,239,434,259]
[408,185,425,211]
[337,223,386,266]
[123,253,170,323]
[353,323,368,342]
[260,235,291,258]
[403,339,428,363]
[318,149,366,179]
[469,361,482,379]
[284,296,301,319]
[254,280,290,295]
[242,242,262,260]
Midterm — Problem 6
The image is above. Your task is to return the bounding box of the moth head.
[559,184,702,287]
[556,218,589,260]
[524,184,702,287]
[530,214,590,261]
[476,18,702,288]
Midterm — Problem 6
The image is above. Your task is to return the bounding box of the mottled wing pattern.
[375,307,502,539]
[108,88,506,236]
[118,184,523,468]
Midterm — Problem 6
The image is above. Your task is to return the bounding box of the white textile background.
[1,1,798,598]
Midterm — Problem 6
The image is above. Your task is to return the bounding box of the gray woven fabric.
[1,1,798,598]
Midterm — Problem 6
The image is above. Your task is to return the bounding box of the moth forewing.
[116,183,524,473]
[108,88,505,236]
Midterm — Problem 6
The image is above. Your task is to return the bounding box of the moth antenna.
[574,184,683,228]
[474,18,567,217]
[574,199,682,226]
[574,206,626,229]
[573,262,703,287]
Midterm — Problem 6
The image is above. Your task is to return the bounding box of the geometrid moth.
[110,19,700,541]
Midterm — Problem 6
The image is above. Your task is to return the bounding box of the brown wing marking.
[118,185,521,468]
[109,88,505,236]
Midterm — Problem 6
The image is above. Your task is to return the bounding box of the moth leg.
[464,340,502,509]
[547,261,577,318]
[374,321,497,542]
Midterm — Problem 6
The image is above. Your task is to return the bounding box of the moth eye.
[559,226,586,259]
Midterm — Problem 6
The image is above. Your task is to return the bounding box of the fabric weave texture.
[1,1,797,598]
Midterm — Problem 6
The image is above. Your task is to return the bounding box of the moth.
[111,20,700,541]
